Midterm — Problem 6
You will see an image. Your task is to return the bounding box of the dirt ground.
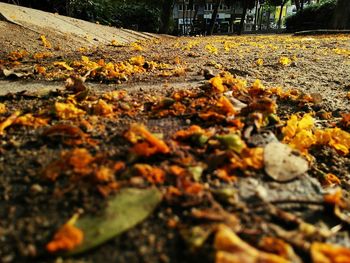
[1,21,350,263]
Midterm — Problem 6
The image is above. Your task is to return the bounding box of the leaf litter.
[0,34,350,263]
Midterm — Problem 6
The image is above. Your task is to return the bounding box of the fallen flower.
[68,148,94,176]
[7,50,28,61]
[131,42,143,51]
[40,35,52,49]
[0,111,21,135]
[46,215,83,253]
[133,164,165,184]
[54,61,73,71]
[256,58,264,66]
[324,188,346,208]
[311,242,350,263]
[55,102,85,120]
[259,237,301,262]
[216,133,245,153]
[315,128,350,155]
[0,103,6,114]
[14,113,49,128]
[93,99,114,116]
[173,125,210,146]
[129,56,145,66]
[215,224,289,263]
[125,124,170,154]
[205,44,218,55]
[131,142,159,157]
[218,96,236,115]
[279,56,292,66]
[210,75,226,93]
[322,173,341,187]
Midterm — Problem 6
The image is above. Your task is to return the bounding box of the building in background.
[172,0,312,35]
[172,1,244,35]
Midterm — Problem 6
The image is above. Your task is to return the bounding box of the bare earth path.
[1,9,350,263]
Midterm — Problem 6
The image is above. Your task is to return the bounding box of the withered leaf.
[264,142,308,182]
[64,188,162,255]
[2,68,33,78]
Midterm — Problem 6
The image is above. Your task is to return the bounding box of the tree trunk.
[277,0,286,29]
[253,0,259,30]
[258,5,263,30]
[208,0,222,35]
[160,0,175,34]
[333,0,350,29]
[191,4,199,33]
[229,6,235,33]
[294,0,300,11]
[300,0,304,10]
[238,0,248,35]
[202,0,207,35]
[182,0,186,35]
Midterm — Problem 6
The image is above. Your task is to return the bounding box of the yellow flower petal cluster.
[205,44,218,55]
[283,114,350,155]
[55,102,85,120]
[279,56,292,66]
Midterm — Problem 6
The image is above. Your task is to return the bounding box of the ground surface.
[1,19,350,263]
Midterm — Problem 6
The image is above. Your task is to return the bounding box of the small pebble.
[30,184,43,193]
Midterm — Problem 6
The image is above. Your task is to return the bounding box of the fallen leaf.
[216,133,245,153]
[181,225,215,251]
[264,142,308,182]
[2,68,33,78]
[64,188,162,255]
[65,75,88,94]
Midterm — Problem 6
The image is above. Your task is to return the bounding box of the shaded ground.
[1,20,350,263]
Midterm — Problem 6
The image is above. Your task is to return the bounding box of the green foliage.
[10,0,162,33]
[68,0,117,25]
[113,2,161,32]
[285,0,337,31]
